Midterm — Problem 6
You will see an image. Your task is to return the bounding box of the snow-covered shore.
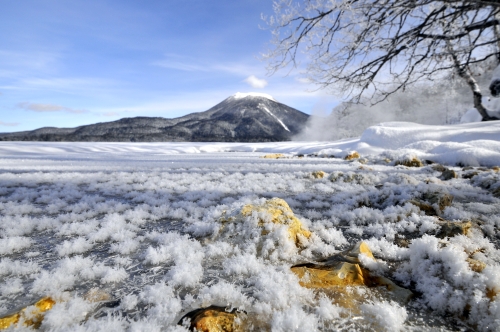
[0,121,498,167]
[0,121,499,331]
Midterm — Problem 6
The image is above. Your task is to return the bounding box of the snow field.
[0,122,499,331]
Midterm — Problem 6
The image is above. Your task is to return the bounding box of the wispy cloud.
[153,61,208,72]
[18,102,88,114]
[101,112,120,117]
[244,75,268,89]
[18,77,117,92]
[0,49,61,73]
[152,55,263,77]
[0,121,19,127]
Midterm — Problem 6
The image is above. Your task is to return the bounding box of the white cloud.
[244,75,268,89]
[18,102,88,114]
[0,121,19,127]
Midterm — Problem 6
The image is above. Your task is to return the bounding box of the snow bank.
[0,121,498,166]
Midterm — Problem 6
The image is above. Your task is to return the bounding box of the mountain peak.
[231,92,276,102]
[0,93,309,142]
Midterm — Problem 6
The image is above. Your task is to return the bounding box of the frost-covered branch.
[264,0,500,119]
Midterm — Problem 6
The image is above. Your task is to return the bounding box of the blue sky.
[0,0,338,132]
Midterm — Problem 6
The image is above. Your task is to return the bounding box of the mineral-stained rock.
[0,297,55,330]
[311,171,326,179]
[467,258,486,273]
[347,241,376,261]
[408,200,437,216]
[437,220,472,238]
[344,151,360,160]
[178,306,241,332]
[291,242,413,304]
[424,192,453,212]
[410,192,453,216]
[221,198,311,245]
[395,157,424,167]
[493,166,499,172]
[292,261,368,288]
[260,153,285,159]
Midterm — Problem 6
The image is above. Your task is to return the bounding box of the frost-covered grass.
[0,122,500,331]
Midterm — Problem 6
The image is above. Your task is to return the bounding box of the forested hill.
[0,93,309,142]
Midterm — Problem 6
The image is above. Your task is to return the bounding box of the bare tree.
[265,0,500,120]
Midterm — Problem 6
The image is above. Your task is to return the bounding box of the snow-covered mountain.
[0,93,309,142]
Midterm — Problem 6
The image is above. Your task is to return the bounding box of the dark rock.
[394,235,410,248]
[462,171,480,179]
[432,164,447,172]
[440,169,458,181]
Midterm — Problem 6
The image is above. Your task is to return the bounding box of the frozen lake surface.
[0,122,499,331]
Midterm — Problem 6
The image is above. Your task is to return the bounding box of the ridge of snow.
[258,104,290,132]
[232,92,276,102]
[0,121,499,166]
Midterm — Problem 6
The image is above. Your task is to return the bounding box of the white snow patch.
[259,104,290,132]
[361,300,407,331]
[232,92,276,102]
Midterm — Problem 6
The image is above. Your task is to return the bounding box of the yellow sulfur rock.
[292,261,368,288]
[179,306,241,332]
[311,171,326,179]
[347,241,375,261]
[291,242,413,304]
[239,198,311,244]
[395,157,424,167]
[0,297,56,330]
[260,153,285,159]
[0,313,19,330]
[344,152,360,160]
[467,258,486,273]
